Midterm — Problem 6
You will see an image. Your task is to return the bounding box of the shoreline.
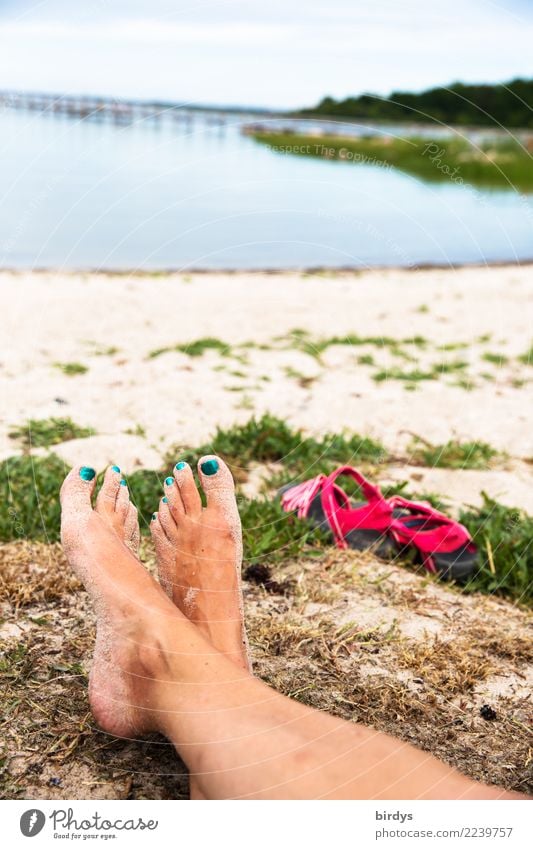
[2,259,533,276]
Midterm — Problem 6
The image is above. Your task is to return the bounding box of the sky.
[0,0,531,109]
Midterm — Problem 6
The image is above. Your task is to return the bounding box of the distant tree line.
[298,79,533,128]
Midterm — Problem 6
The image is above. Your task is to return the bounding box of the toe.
[173,461,202,516]
[60,465,97,514]
[96,465,122,515]
[124,503,140,554]
[150,512,174,596]
[157,499,179,542]
[115,476,130,523]
[197,455,239,519]
[163,473,185,521]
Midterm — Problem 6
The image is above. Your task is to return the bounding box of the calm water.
[0,108,532,270]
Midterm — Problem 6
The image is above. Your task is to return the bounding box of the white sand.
[1,265,532,510]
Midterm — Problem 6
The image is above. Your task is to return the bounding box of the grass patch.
[284,367,316,388]
[124,423,147,438]
[517,343,533,366]
[373,367,436,383]
[148,337,230,359]
[250,132,533,191]
[432,360,469,375]
[284,331,427,361]
[374,360,468,384]
[166,414,387,484]
[409,438,502,469]
[54,362,88,376]
[8,418,95,449]
[460,497,533,603]
[0,454,68,542]
[482,352,509,366]
[92,345,120,357]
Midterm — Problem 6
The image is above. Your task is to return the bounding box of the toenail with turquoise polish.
[175,461,186,471]
[201,459,219,476]
[152,513,157,521]
[162,496,168,503]
[111,465,120,473]
[120,479,127,486]
[165,476,174,486]
[79,466,95,481]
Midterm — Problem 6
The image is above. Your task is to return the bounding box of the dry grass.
[1,541,532,799]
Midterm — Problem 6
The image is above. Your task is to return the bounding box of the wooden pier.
[0,90,237,126]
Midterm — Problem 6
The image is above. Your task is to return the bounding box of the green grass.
[409,438,502,469]
[451,378,477,391]
[166,414,387,484]
[518,343,533,366]
[437,342,469,352]
[482,352,509,366]
[373,360,468,384]
[54,361,88,376]
[8,418,95,449]
[432,360,469,374]
[373,367,436,383]
[460,497,533,603]
[251,131,533,190]
[0,415,529,604]
[284,331,427,361]
[124,423,147,438]
[89,345,120,357]
[284,367,316,388]
[148,337,230,359]
[0,454,68,541]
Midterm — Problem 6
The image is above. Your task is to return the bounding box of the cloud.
[0,18,294,46]
[0,1,531,107]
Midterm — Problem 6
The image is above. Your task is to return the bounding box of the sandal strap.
[389,496,473,554]
[281,466,392,549]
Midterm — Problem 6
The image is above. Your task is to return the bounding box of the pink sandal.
[280,466,478,581]
[388,495,478,581]
[280,466,398,558]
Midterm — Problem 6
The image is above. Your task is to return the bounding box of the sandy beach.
[1,264,532,511]
[1,265,532,799]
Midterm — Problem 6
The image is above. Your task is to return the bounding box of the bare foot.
[60,464,180,738]
[150,456,250,671]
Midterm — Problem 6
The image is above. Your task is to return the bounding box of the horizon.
[2,75,532,116]
[0,1,531,110]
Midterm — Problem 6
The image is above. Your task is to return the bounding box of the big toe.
[198,455,239,518]
[60,465,97,510]
[60,466,97,538]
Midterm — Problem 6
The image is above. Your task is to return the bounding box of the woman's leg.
[150,456,251,798]
[60,463,523,800]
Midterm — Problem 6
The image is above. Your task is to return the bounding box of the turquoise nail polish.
[152,513,157,521]
[162,496,168,503]
[165,476,174,486]
[111,465,120,473]
[120,479,127,486]
[79,466,96,481]
[201,459,219,476]
[175,461,186,471]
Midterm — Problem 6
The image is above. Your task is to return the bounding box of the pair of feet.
[60,455,249,739]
